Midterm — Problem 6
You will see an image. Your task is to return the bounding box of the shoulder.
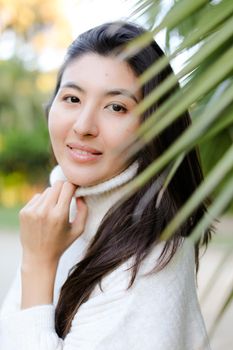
[90,238,195,299]
[135,238,195,283]
[130,238,196,301]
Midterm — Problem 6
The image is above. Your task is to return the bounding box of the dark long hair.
[47,21,212,338]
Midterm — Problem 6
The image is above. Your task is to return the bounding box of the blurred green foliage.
[0,58,52,185]
[0,0,70,207]
[0,205,20,228]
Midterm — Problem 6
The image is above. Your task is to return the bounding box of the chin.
[60,162,121,187]
[64,172,102,187]
[66,177,93,187]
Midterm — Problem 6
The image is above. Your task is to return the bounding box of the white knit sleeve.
[0,305,63,349]
[0,268,21,316]
[0,257,135,350]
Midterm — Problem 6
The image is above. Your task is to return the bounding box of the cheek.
[102,117,139,150]
[48,106,69,144]
[118,116,140,140]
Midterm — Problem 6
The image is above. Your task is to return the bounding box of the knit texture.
[0,162,211,350]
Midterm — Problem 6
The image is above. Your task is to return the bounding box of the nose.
[72,103,99,137]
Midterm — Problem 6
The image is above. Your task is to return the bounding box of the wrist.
[22,253,59,272]
[21,257,58,309]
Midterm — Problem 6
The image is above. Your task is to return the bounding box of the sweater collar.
[49,162,139,226]
[50,161,138,197]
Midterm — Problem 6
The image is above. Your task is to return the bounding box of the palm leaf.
[125,1,233,343]
[138,0,233,88]
[159,142,233,241]
[123,0,210,57]
[126,81,233,187]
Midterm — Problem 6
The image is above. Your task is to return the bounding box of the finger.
[24,182,62,211]
[23,193,41,209]
[56,181,77,212]
[28,187,53,209]
[41,181,65,208]
[70,197,88,236]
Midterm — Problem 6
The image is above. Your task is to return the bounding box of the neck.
[50,162,139,243]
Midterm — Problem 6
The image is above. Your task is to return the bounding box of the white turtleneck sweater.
[0,162,211,350]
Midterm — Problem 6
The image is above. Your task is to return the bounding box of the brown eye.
[107,104,127,113]
[64,96,80,103]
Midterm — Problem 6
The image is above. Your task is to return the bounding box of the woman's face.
[48,53,142,186]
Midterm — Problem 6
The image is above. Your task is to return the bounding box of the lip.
[66,142,103,163]
[67,142,102,155]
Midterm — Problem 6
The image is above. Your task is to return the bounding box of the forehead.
[61,53,141,94]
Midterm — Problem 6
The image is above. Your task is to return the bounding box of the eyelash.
[106,104,127,113]
[62,95,128,114]
[63,95,80,103]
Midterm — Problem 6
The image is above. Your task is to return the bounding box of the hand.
[19,181,88,267]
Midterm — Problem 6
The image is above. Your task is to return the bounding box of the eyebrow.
[60,82,140,104]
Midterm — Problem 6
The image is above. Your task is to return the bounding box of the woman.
[0,21,212,349]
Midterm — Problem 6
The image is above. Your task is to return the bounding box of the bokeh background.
[0,0,232,349]
[0,0,133,210]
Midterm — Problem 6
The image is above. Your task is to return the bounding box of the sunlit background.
[0,1,232,349]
